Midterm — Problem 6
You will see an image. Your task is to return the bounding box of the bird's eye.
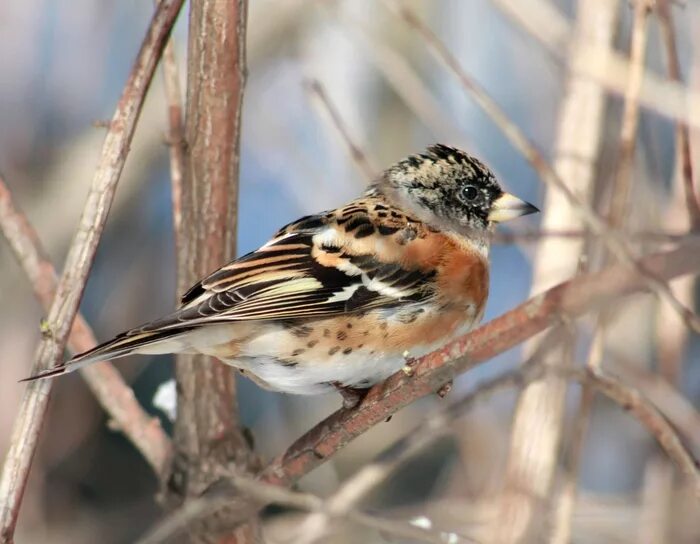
[461,185,478,201]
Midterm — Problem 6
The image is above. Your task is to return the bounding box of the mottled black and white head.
[373,144,538,239]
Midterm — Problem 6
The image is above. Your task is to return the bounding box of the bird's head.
[375,144,538,237]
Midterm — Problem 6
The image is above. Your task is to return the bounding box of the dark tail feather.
[21,326,194,382]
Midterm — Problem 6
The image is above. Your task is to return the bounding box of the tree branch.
[657,0,700,228]
[304,78,378,182]
[168,1,257,542]
[261,240,700,487]
[0,2,183,541]
[0,177,172,477]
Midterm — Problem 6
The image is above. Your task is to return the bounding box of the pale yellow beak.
[488,192,539,223]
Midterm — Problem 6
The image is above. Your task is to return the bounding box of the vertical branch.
[169,1,257,542]
[159,3,187,253]
[0,2,184,542]
[493,1,619,542]
[657,0,700,228]
[552,3,651,543]
[638,10,697,534]
[304,78,378,182]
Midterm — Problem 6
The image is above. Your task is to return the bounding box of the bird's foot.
[401,350,417,378]
[436,380,453,399]
[333,383,368,409]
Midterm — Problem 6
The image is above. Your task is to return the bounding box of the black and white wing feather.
[25,202,436,380]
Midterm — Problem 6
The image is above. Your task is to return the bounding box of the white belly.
[188,304,480,396]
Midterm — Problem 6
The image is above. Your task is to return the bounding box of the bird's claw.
[436,380,453,399]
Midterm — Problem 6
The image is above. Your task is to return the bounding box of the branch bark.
[0,2,183,541]
[260,239,700,487]
[168,1,258,542]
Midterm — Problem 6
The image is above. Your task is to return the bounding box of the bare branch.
[168,1,257,542]
[0,177,172,477]
[304,78,378,182]
[261,240,700,487]
[158,0,187,253]
[138,470,468,544]
[577,367,700,494]
[291,361,544,544]
[491,0,700,130]
[493,228,697,244]
[655,0,700,227]
[552,3,652,541]
[0,1,184,540]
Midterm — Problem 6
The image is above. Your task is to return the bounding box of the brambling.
[28,144,538,407]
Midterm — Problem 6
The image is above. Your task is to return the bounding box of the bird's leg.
[436,380,453,399]
[332,382,368,409]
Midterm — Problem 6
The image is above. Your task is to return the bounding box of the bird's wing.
[23,201,441,381]
[139,202,437,332]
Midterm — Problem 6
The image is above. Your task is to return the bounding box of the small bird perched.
[28,144,538,407]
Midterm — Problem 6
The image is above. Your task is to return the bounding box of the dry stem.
[657,0,700,228]
[0,2,184,541]
[168,1,257,542]
[304,78,378,182]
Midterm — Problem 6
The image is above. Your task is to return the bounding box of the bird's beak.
[488,192,539,223]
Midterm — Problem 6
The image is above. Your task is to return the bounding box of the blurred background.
[1,0,699,542]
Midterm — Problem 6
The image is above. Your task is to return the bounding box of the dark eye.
[461,185,478,201]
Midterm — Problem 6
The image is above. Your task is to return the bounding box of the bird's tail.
[21,325,194,382]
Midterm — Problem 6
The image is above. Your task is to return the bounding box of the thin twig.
[261,240,700,487]
[612,355,700,455]
[384,0,700,336]
[490,0,700,130]
[576,367,700,494]
[555,3,651,540]
[304,78,378,182]
[137,471,470,544]
[607,0,653,226]
[493,228,696,244]
[158,0,186,253]
[0,1,184,540]
[0,178,172,476]
[655,0,700,227]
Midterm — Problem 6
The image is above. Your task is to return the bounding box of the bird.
[26,144,538,407]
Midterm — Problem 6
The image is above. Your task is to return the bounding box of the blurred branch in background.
[0,1,184,542]
[493,0,700,132]
[495,0,700,224]
[158,0,187,253]
[638,2,699,536]
[139,470,468,544]
[496,0,619,539]
[0,177,172,476]
[168,1,259,543]
[304,78,379,182]
[656,0,700,228]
